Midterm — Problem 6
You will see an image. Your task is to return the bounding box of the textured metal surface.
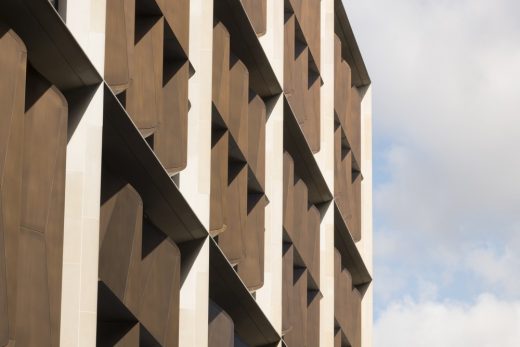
[334,34,352,138]
[228,58,249,157]
[157,60,189,174]
[287,0,321,69]
[237,194,267,290]
[334,249,362,347]
[214,0,281,97]
[218,162,247,264]
[208,301,234,347]
[105,0,190,175]
[102,88,207,243]
[212,22,231,127]
[240,0,267,36]
[283,153,295,238]
[210,130,229,236]
[0,0,101,90]
[156,0,190,55]
[104,0,134,93]
[21,70,67,347]
[210,19,269,295]
[99,176,180,346]
[1,30,67,345]
[0,27,26,347]
[334,32,363,242]
[284,2,321,153]
[281,243,293,336]
[282,151,323,346]
[247,94,267,189]
[209,239,280,346]
[331,20,368,346]
[333,203,371,286]
[307,289,321,347]
[127,16,163,133]
[284,98,332,204]
[334,0,371,87]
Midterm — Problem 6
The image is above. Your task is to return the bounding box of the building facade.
[0,0,372,346]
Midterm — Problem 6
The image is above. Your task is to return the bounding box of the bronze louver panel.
[99,176,181,346]
[1,28,67,346]
[208,301,234,347]
[105,0,190,175]
[210,10,269,294]
[241,0,267,37]
[284,1,321,153]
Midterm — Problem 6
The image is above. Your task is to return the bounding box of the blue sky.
[345,0,520,345]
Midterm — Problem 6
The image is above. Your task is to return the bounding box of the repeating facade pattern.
[0,0,371,346]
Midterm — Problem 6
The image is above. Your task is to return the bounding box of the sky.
[344,0,520,345]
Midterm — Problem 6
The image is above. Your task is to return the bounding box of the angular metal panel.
[228,58,249,157]
[156,0,190,55]
[241,0,267,36]
[126,16,164,134]
[282,243,294,335]
[306,205,320,286]
[20,71,67,347]
[237,194,266,290]
[137,235,181,346]
[15,229,52,346]
[99,183,143,303]
[349,86,362,169]
[105,0,135,93]
[208,239,280,345]
[307,290,320,347]
[247,94,266,189]
[283,152,295,239]
[218,162,247,264]
[208,301,234,347]
[210,131,229,236]
[212,23,231,127]
[0,27,27,345]
[292,179,308,255]
[157,60,190,174]
[99,178,181,346]
[285,268,307,347]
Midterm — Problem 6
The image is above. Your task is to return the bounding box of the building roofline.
[334,0,371,87]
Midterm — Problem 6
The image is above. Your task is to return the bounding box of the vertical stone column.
[177,0,213,345]
[255,0,285,337]
[318,0,336,345]
[360,86,373,347]
[59,1,106,346]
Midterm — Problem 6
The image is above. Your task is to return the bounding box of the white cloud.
[464,245,520,296]
[375,294,520,347]
[344,0,520,307]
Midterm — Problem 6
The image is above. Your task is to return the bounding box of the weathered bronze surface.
[1,28,67,346]
[99,175,180,346]
[241,0,267,36]
[284,2,321,153]
[210,130,229,236]
[282,152,322,347]
[210,17,268,294]
[208,301,234,347]
[334,249,362,347]
[218,162,247,264]
[228,58,249,157]
[105,0,190,175]
[334,33,363,242]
